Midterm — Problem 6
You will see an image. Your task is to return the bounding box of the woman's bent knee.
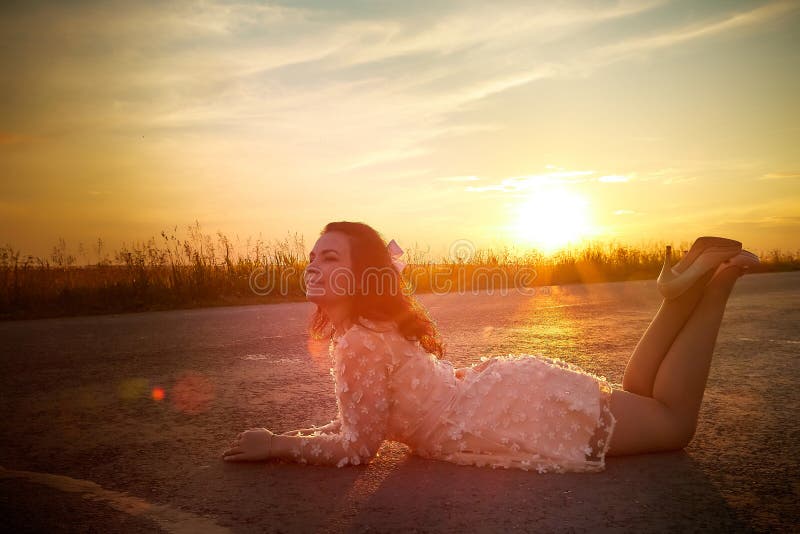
[607,389,697,456]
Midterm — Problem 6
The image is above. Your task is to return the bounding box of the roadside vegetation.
[2,221,797,320]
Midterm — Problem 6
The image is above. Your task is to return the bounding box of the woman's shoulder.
[342,316,421,357]
[344,316,396,340]
[356,315,395,332]
[335,316,392,347]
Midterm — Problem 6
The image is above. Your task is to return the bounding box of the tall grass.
[1,222,798,320]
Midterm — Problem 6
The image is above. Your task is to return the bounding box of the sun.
[512,188,593,253]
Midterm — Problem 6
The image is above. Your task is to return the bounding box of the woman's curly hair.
[308,221,445,358]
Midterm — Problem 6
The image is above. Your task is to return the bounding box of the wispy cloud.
[591,0,799,61]
[759,172,800,180]
[2,1,792,139]
[465,168,641,192]
[598,175,631,183]
[338,147,431,172]
[466,169,595,192]
[0,1,672,159]
[751,215,800,227]
[325,0,669,70]
[435,175,480,182]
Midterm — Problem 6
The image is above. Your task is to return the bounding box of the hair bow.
[387,239,406,274]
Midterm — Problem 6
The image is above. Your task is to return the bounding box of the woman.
[222,222,759,472]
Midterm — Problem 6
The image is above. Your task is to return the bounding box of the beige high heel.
[657,241,741,299]
[708,249,760,283]
[670,236,742,273]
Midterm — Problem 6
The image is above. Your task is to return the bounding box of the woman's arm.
[280,417,341,436]
[224,325,392,467]
[269,432,361,466]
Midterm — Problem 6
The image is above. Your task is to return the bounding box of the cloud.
[323,0,669,70]
[751,215,800,227]
[661,176,696,185]
[465,168,642,192]
[598,175,631,183]
[759,172,800,180]
[635,164,758,185]
[435,175,479,182]
[1,0,794,194]
[0,1,669,149]
[466,169,594,192]
[337,147,431,172]
[591,1,799,62]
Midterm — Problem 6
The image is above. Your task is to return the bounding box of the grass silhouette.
[1,221,797,320]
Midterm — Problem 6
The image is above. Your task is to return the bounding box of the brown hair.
[308,221,445,358]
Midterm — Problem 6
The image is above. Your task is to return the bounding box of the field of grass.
[2,221,798,320]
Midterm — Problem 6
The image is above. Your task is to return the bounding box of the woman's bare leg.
[621,269,716,396]
[607,266,742,456]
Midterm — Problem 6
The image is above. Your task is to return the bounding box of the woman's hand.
[222,428,275,462]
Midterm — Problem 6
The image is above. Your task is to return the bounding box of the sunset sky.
[1,0,799,262]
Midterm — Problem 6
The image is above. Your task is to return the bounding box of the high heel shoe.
[670,236,742,273]
[708,249,760,283]
[657,241,741,299]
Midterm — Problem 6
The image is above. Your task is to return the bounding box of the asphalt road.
[1,272,798,532]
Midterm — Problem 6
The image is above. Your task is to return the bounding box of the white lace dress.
[284,317,617,473]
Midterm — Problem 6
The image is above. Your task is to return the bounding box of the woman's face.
[304,231,354,306]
